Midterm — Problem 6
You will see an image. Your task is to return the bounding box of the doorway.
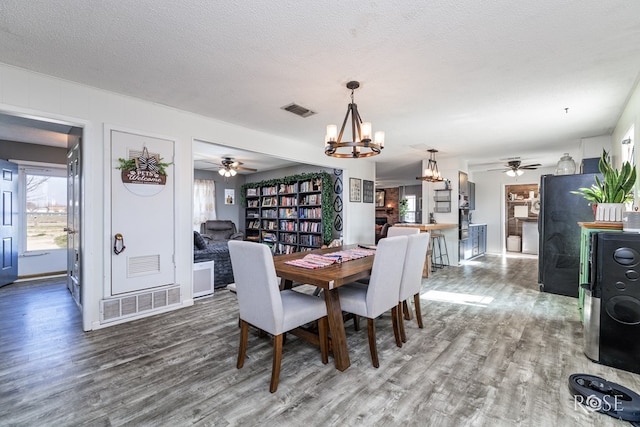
[504,183,539,255]
[0,112,83,306]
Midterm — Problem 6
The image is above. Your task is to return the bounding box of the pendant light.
[324,81,384,158]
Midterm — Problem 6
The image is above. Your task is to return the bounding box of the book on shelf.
[279,208,298,219]
[278,183,298,194]
[262,219,277,230]
[261,186,277,196]
[279,220,297,231]
[262,231,277,242]
[299,207,321,219]
[299,179,322,193]
[279,196,297,206]
[261,208,277,218]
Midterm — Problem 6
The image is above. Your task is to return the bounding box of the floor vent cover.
[100,284,181,323]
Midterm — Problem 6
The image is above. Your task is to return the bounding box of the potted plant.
[399,198,409,220]
[572,149,636,221]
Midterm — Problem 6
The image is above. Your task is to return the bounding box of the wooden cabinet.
[245,177,326,254]
[577,222,622,322]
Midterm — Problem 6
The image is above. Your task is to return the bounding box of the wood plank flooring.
[1,255,639,426]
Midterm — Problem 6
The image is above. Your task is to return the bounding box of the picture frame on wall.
[349,178,362,202]
[363,180,374,203]
[375,189,385,207]
[225,189,235,205]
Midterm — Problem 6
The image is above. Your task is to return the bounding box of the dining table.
[273,245,375,371]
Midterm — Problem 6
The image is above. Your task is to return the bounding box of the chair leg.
[270,334,283,393]
[413,293,424,329]
[318,316,329,364]
[391,305,403,348]
[398,302,407,343]
[367,318,379,368]
[403,300,412,320]
[353,314,360,331]
[237,320,249,369]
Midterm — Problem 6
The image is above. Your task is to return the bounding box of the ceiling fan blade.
[520,163,541,169]
[235,166,257,172]
[487,167,509,171]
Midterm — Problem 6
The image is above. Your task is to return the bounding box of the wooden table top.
[577,221,623,230]
[273,246,374,290]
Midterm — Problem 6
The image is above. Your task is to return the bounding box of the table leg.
[281,278,293,290]
[324,288,350,371]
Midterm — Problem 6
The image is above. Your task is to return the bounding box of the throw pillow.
[194,231,208,250]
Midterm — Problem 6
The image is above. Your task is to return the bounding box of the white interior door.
[110,130,175,295]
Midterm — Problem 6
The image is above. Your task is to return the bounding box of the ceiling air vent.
[281,103,316,118]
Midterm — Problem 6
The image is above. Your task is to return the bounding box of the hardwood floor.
[1,255,639,426]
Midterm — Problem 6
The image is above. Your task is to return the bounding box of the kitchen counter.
[394,223,458,231]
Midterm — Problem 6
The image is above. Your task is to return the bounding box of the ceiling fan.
[218,157,257,177]
[490,159,541,176]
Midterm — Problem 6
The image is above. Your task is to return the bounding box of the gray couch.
[194,220,243,288]
[200,220,244,242]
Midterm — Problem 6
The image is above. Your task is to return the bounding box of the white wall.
[612,79,640,200]
[0,63,375,330]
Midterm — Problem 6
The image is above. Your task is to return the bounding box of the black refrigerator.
[538,173,598,297]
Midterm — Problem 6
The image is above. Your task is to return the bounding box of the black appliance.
[584,232,640,374]
[538,173,599,297]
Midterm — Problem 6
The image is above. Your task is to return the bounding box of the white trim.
[9,159,66,169]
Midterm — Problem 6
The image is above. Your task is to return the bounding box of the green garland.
[241,171,334,244]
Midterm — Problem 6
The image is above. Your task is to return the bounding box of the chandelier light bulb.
[361,122,372,141]
[326,125,337,142]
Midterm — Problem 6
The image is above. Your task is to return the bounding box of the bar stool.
[431,233,449,270]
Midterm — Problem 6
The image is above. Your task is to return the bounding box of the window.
[622,126,635,209]
[193,179,216,231]
[404,195,417,223]
[21,166,67,251]
[622,125,635,165]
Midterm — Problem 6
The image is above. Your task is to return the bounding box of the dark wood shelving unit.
[245,178,325,255]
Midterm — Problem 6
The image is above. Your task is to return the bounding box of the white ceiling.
[1,1,640,186]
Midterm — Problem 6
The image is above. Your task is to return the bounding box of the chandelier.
[416,149,444,182]
[324,81,385,158]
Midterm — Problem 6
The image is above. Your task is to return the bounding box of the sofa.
[200,220,244,242]
[194,220,244,288]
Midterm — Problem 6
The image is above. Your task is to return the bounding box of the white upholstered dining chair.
[337,235,408,368]
[397,232,430,342]
[386,226,420,237]
[228,240,329,393]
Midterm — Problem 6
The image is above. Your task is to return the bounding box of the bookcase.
[243,175,328,255]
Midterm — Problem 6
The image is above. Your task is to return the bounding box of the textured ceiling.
[1,1,640,185]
